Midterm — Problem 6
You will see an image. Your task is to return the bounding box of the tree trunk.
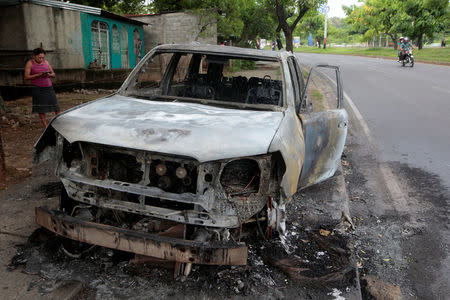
[284,27,293,52]
[238,25,249,47]
[276,29,283,50]
[389,33,398,50]
[418,33,423,50]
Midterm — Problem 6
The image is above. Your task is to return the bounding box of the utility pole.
[320,4,330,49]
[324,9,328,49]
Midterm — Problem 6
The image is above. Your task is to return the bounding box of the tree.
[402,0,449,49]
[295,9,324,47]
[152,0,275,47]
[345,0,449,49]
[264,0,325,51]
[345,2,385,46]
[364,0,404,49]
[236,1,277,47]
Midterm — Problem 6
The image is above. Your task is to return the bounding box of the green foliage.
[344,0,449,49]
[151,0,275,46]
[263,0,326,51]
[295,9,324,42]
[150,0,183,12]
[231,59,256,72]
[237,1,277,46]
[401,0,449,48]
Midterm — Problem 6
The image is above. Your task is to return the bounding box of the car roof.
[153,43,285,61]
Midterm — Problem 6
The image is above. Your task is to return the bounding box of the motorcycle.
[400,49,414,67]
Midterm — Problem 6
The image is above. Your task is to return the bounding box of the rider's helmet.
[400,36,404,41]
[404,37,409,42]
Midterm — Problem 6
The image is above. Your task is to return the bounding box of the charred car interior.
[33,44,348,278]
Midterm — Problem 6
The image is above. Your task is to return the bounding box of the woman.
[24,48,60,127]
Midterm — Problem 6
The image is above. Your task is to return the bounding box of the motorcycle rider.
[398,37,405,62]
[399,37,413,61]
[400,37,413,61]
[403,37,413,51]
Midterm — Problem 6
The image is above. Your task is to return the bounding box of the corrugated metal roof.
[0,0,147,25]
[29,0,101,15]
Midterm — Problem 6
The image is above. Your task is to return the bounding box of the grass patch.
[294,46,450,63]
[311,89,325,111]
[302,70,309,79]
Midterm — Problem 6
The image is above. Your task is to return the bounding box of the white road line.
[343,91,409,213]
[343,91,376,146]
[306,64,410,214]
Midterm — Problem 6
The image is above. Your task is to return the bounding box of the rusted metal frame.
[61,170,204,206]
[36,206,248,265]
[62,179,239,228]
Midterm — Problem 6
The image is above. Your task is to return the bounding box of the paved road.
[296,53,450,189]
[296,52,450,298]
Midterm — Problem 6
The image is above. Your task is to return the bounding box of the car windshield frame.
[118,48,286,112]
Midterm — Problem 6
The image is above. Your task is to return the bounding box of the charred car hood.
[50,95,284,162]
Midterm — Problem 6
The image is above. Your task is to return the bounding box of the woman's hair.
[32,48,46,56]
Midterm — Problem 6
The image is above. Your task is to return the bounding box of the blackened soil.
[259,229,351,279]
[342,141,450,299]
[9,224,356,298]
[389,162,450,299]
[36,181,62,198]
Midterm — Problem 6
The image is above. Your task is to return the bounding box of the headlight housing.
[220,159,261,196]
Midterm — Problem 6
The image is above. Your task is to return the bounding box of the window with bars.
[121,27,129,69]
[112,25,120,54]
[91,21,110,69]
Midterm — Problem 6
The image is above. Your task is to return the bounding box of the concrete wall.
[22,3,84,69]
[0,3,84,69]
[0,5,29,67]
[0,3,145,72]
[131,12,217,54]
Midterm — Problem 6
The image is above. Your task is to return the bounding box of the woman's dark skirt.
[32,86,60,113]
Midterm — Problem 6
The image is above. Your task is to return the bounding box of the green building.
[0,0,147,70]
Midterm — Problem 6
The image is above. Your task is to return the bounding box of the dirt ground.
[0,91,112,190]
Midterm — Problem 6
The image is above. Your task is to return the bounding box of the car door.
[296,63,348,189]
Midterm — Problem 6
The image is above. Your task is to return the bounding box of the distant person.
[24,48,60,128]
[271,41,275,51]
[442,36,446,47]
[397,37,404,61]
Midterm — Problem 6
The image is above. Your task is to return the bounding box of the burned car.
[33,44,347,275]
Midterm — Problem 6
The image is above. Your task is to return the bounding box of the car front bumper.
[36,206,248,265]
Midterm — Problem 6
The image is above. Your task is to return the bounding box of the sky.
[327,0,361,18]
